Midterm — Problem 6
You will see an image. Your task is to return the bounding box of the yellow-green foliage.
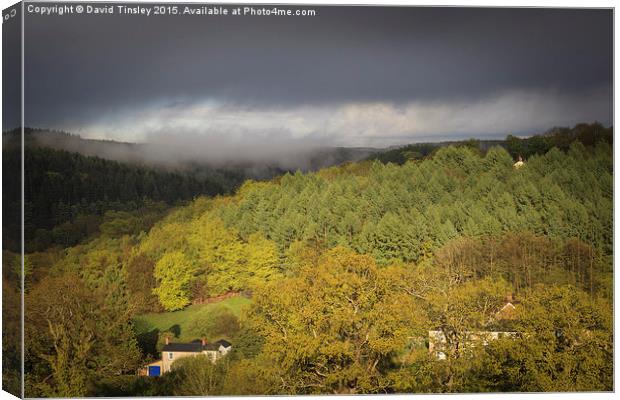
[153,251,197,311]
[244,247,424,394]
[22,138,613,396]
[143,212,282,309]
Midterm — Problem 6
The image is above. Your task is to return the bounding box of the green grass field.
[133,296,251,342]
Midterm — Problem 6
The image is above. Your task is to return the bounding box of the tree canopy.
[18,123,613,396]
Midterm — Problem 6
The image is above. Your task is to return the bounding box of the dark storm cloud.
[17,5,613,148]
[22,6,612,128]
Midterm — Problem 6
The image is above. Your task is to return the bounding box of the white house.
[142,338,232,376]
[428,301,519,360]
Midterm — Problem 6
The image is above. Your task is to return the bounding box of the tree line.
[367,122,612,165]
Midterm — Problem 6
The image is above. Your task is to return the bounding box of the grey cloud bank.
[68,86,611,148]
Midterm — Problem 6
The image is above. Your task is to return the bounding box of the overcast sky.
[14,5,613,148]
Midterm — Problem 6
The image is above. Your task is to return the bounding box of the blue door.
[148,366,161,376]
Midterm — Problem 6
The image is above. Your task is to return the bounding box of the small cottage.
[428,300,519,360]
[141,338,232,376]
[428,329,518,360]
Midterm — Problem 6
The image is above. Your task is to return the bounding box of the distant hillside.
[367,122,612,165]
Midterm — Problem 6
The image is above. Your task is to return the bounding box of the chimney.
[165,336,170,345]
[201,338,207,346]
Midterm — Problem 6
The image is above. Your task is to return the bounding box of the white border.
[0,1,616,400]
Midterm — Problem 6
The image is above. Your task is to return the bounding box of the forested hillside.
[136,137,612,308]
[3,137,249,252]
[17,123,614,396]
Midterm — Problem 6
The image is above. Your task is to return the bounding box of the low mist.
[28,128,377,174]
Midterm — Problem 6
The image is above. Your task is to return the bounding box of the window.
[168,352,173,360]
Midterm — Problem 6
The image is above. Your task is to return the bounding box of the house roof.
[495,302,517,320]
[162,342,204,353]
[162,339,232,353]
